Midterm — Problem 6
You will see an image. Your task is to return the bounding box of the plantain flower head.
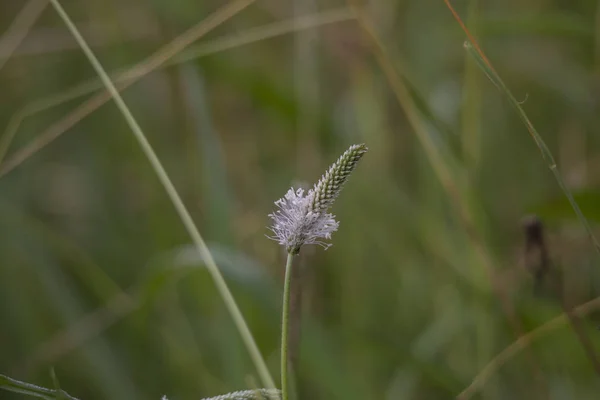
[269,144,367,254]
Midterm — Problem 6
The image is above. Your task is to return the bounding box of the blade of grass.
[441,0,600,391]
[293,0,321,178]
[172,7,353,65]
[0,199,123,301]
[595,2,600,73]
[463,33,600,391]
[460,0,482,170]
[0,79,105,164]
[347,3,550,396]
[13,290,137,376]
[0,0,256,178]
[0,0,48,72]
[47,0,275,390]
[49,368,66,400]
[345,0,491,330]
[0,373,79,400]
[464,40,600,254]
[443,0,600,259]
[458,0,491,378]
[178,64,234,244]
[457,294,600,399]
[20,250,140,397]
[0,7,353,174]
[15,243,279,374]
[346,3,457,199]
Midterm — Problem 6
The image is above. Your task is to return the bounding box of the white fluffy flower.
[268,188,339,255]
[268,144,367,254]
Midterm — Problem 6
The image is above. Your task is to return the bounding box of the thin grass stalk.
[280,254,295,400]
[460,0,482,170]
[0,0,256,178]
[293,0,321,178]
[443,0,600,259]
[457,294,600,399]
[441,0,600,391]
[0,0,48,73]
[459,0,491,376]
[0,373,79,400]
[48,0,275,389]
[14,260,206,374]
[346,3,456,197]
[0,7,353,177]
[463,41,600,258]
[522,217,600,377]
[560,302,600,375]
[594,2,600,73]
[14,290,137,375]
[347,3,550,395]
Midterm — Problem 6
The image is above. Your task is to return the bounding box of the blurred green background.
[2,0,600,399]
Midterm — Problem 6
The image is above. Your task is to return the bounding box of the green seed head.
[309,143,368,213]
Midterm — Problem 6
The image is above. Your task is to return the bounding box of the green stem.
[0,373,78,400]
[48,0,275,390]
[280,253,295,400]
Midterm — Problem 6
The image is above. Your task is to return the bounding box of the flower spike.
[269,144,367,254]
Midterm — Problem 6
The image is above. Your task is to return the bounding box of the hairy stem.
[281,253,295,400]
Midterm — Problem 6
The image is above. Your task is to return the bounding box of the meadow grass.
[2,0,600,399]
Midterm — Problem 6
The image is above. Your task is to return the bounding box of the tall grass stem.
[280,253,295,400]
[0,0,256,178]
[463,41,600,259]
[0,0,48,73]
[48,0,275,389]
[443,0,600,260]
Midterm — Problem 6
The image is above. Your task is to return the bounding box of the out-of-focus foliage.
[2,0,600,399]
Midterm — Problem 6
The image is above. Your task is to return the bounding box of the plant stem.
[281,253,295,400]
[48,0,275,390]
[0,373,79,400]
